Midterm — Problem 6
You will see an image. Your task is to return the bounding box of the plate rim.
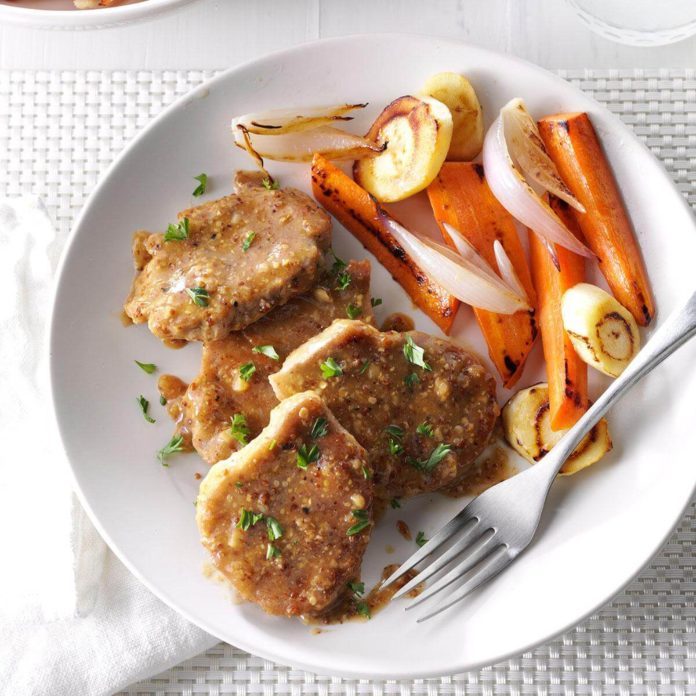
[48,32,696,678]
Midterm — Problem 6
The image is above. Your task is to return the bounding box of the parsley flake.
[356,601,371,619]
[385,425,404,456]
[331,251,347,275]
[320,357,343,378]
[390,498,401,509]
[192,173,208,197]
[346,303,362,319]
[252,344,280,361]
[310,417,329,440]
[371,297,383,308]
[239,362,256,382]
[403,335,431,370]
[230,413,250,445]
[135,360,157,374]
[416,531,428,547]
[242,231,256,252]
[404,372,419,391]
[157,435,184,466]
[409,443,453,472]
[266,543,281,559]
[262,177,280,191]
[347,581,365,597]
[137,395,155,424]
[347,509,371,536]
[361,464,372,480]
[159,394,167,406]
[237,509,264,531]
[185,286,209,307]
[266,516,283,541]
[416,422,434,437]
[297,443,320,470]
[359,360,371,375]
[384,425,404,439]
[336,270,352,290]
[164,217,189,242]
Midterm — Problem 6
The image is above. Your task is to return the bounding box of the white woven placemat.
[2,68,694,695]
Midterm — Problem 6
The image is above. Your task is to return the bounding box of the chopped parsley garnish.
[159,394,167,406]
[347,581,365,597]
[359,360,371,375]
[242,231,256,252]
[336,270,352,290]
[409,443,453,472]
[346,303,362,319]
[403,335,431,370]
[310,417,329,440]
[416,531,428,547]
[297,443,320,470]
[192,173,208,197]
[388,439,404,456]
[266,516,283,541]
[164,217,189,242]
[239,362,256,382]
[320,357,343,378]
[266,543,281,559]
[157,434,184,466]
[390,498,401,509]
[384,425,404,439]
[235,481,243,489]
[416,422,434,437]
[347,509,371,536]
[237,508,264,531]
[371,297,383,308]
[385,425,404,456]
[331,250,347,275]
[404,372,419,391]
[356,601,371,619]
[252,344,280,361]
[185,286,209,307]
[230,413,250,445]
[262,177,280,191]
[137,395,155,424]
[361,464,372,480]
[135,360,157,374]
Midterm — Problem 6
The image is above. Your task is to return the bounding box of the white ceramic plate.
[50,34,696,678]
[0,0,199,30]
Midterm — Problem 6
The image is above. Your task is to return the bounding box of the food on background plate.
[270,320,499,501]
[538,112,655,326]
[73,0,121,7]
[482,98,593,266]
[427,162,538,387]
[421,72,484,161]
[312,154,459,333]
[196,391,373,618]
[162,260,374,465]
[123,171,331,343]
[502,383,612,475]
[529,197,588,430]
[353,95,453,202]
[561,283,640,377]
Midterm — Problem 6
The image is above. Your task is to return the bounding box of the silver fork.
[384,289,696,622]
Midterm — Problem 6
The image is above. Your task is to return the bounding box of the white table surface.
[1,0,696,71]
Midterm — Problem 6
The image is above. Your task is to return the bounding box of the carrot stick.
[530,197,588,430]
[311,154,458,334]
[427,162,538,387]
[538,112,654,326]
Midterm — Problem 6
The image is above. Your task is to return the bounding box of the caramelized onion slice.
[231,104,367,135]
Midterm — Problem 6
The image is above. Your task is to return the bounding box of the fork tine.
[391,520,486,600]
[382,513,479,588]
[404,528,497,609]
[416,546,511,623]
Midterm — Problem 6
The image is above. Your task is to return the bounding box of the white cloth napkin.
[0,197,218,696]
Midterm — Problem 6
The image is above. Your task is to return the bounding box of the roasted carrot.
[538,113,654,326]
[311,154,458,334]
[427,162,537,387]
[530,197,588,430]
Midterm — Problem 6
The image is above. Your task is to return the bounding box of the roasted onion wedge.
[231,103,367,135]
[502,383,612,475]
[562,283,640,377]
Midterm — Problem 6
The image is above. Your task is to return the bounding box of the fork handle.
[538,289,696,478]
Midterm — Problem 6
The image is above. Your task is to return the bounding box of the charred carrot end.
[538,113,654,326]
[530,197,588,430]
[311,154,458,334]
[427,162,538,387]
